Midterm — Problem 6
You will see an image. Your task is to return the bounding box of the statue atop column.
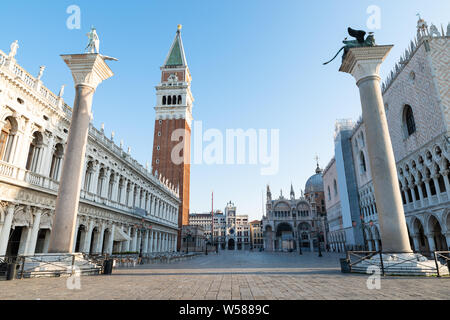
[86,26,100,54]
[323,28,376,65]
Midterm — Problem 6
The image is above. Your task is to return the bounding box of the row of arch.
[162,95,182,105]
[264,222,322,252]
[83,160,178,223]
[398,155,450,207]
[0,116,64,180]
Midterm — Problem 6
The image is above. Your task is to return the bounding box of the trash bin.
[6,263,17,281]
[103,259,113,275]
[340,258,351,273]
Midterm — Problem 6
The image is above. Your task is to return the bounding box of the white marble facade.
[0,43,180,257]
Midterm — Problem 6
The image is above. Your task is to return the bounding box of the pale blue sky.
[1,0,448,221]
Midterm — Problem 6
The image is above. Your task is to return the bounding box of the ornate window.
[84,161,94,191]
[49,143,64,180]
[26,131,44,172]
[403,105,416,137]
[359,152,367,173]
[0,117,17,162]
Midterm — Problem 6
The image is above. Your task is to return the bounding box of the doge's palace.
[0,41,180,258]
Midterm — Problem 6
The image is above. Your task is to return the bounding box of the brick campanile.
[152,25,194,250]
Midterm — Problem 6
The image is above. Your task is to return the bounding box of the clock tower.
[152,25,194,250]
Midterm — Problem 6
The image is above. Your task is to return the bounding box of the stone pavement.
[1,251,449,300]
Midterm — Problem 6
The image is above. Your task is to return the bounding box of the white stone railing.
[0,56,73,119]
[25,171,43,186]
[0,161,16,178]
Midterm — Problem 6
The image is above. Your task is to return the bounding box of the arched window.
[108,172,115,200]
[97,167,106,196]
[162,96,166,105]
[167,96,172,105]
[359,152,367,173]
[0,117,18,163]
[84,161,94,191]
[403,105,416,137]
[26,131,44,172]
[333,179,338,196]
[327,186,331,201]
[126,182,131,206]
[173,95,177,104]
[49,143,64,180]
[178,95,182,104]
[117,177,124,203]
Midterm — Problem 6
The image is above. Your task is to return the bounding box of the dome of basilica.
[305,165,324,194]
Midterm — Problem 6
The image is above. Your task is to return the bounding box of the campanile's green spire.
[163,25,187,67]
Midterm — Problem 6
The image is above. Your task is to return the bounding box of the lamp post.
[184,232,192,254]
[315,217,323,258]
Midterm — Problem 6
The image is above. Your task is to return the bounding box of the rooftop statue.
[8,40,19,58]
[323,28,376,65]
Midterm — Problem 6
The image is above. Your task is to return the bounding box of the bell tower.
[152,25,194,250]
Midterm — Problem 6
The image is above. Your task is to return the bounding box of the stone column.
[442,171,450,199]
[26,209,42,255]
[432,176,442,203]
[72,220,80,252]
[158,232,162,252]
[424,179,432,201]
[0,205,15,256]
[410,186,417,209]
[412,236,421,252]
[143,231,148,254]
[96,224,106,254]
[42,230,51,253]
[149,230,154,253]
[426,234,436,252]
[417,183,425,207]
[108,224,115,255]
[340,46,411,253]
[48,54,114,253]
[136,230,142,253]
[83,220,95,254]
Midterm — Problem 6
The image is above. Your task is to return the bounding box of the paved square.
[1,251,449,300]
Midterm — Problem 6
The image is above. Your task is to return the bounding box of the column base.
[350,253,449,276]
[17,253,103,278]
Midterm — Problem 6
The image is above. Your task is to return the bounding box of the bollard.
[103,259,113,275]
[6,263,17,281]
[340,258,351,273]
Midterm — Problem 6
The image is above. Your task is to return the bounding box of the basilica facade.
[262,165,327,252]
[0,37,181,258]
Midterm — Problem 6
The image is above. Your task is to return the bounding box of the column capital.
[339,45,393,83]
[60,54,114,90]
